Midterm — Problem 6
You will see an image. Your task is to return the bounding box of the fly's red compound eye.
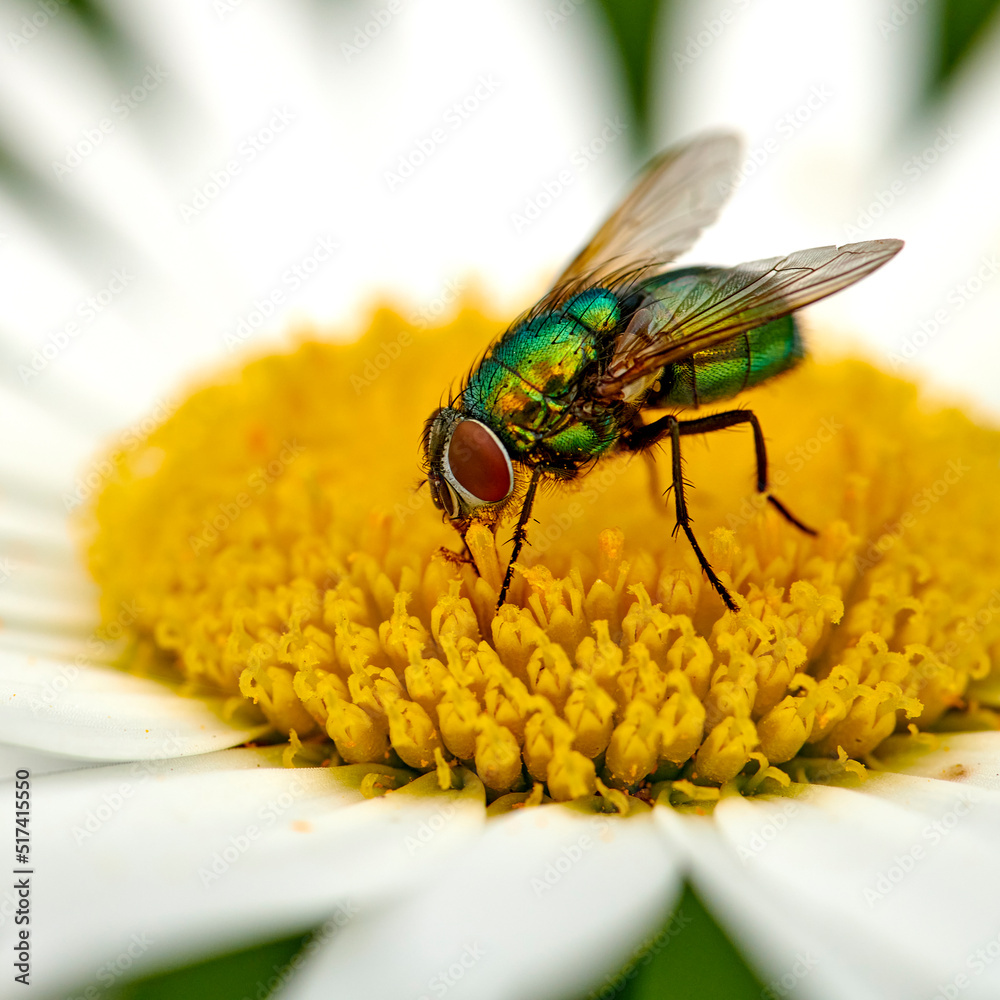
[447,420,513,504]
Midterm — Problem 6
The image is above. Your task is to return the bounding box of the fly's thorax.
[563,287,621,334]
[423,407,514,520]
[458,290,623,465]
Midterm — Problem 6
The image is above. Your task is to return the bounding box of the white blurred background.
[1,0,998,499]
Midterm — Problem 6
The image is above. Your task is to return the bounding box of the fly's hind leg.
[621,407,817,611]
[672,409,817,536]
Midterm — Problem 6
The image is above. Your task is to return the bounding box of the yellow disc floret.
[86,304,1000,802]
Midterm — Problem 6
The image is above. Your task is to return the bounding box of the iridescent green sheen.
[652,315,801,407]
[639,269,803,408]
[461,291,621,465]
[459,272,802,468]
[423,131,902,615]
[564,288,620,332]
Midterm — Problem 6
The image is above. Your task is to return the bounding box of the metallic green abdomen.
[652,314,802,407]
[640,269,803,408]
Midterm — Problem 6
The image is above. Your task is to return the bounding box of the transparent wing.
[533,131,742,312]
[596,239,904,398]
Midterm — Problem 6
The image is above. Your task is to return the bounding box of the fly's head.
[422,407,515,526]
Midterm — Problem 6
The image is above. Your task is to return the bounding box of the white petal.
[2,751,485,999]
[658,777,1000,1000]
[0,482,80,569]
[875,731,1000,793]
[0,574,97,634]
[280,806,682,1000]
[2,0,630,424]
[0,385,106,498]
[0,627,119,663]
[0,654,266,759]
[0,743,91,779]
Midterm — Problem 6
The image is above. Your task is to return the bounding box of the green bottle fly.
[422,132,902,611]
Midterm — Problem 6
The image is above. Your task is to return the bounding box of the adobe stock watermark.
[198,776,309,886]
[64,933,154,1000]
[532,456,630,556]
[949,589,1000,653]
[854,457,970,574]
[736,800,800,862]
[214,0,249,18]
[863,786,980,907]
[236,903,359,1000]
[236,571,340,672]
[878,0,930,39]
[17,268,135,384]
[63,396,179,510]
[7,0,68,51]
[716,84,834,197]
[760,952,821,1000]
[672,0,755,72]
[888,254,998,370]
[52,65,169,179]
[394,482,430,525]
[224,235,339,352]
[845,126,958,240]
[350,328,414,394]
[189,439,305,553]
[585,908,694,1000]
[25,599,144,719]
[510,116,628,233]
[403,802,459,856]
[71,731,189,844]
[340,0,405,61]
[410,277,464,331]
[384,76,501,192]
[544,0,585,28]
[179,107,296,222]
[725,416,842,531]
[416,944,486,1000]
[0,883,22,930]
[934,929,1000,1000]
[530,814,612,897]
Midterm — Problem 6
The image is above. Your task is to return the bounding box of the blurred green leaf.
[106,930,313,1000]
[580,882,766,1000]
[62,0,157,78]
[929,0,1000,94]
[102,885,767,1000]
[63,0,122,50]
[592,0,668,159]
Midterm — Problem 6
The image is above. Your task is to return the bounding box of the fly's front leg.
[436,535,476,568]
[497,466,544,609]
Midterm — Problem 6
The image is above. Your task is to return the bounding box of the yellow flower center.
[85,304,1000,804]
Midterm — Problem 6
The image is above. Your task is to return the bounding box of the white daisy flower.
[2,3,1000,1000]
